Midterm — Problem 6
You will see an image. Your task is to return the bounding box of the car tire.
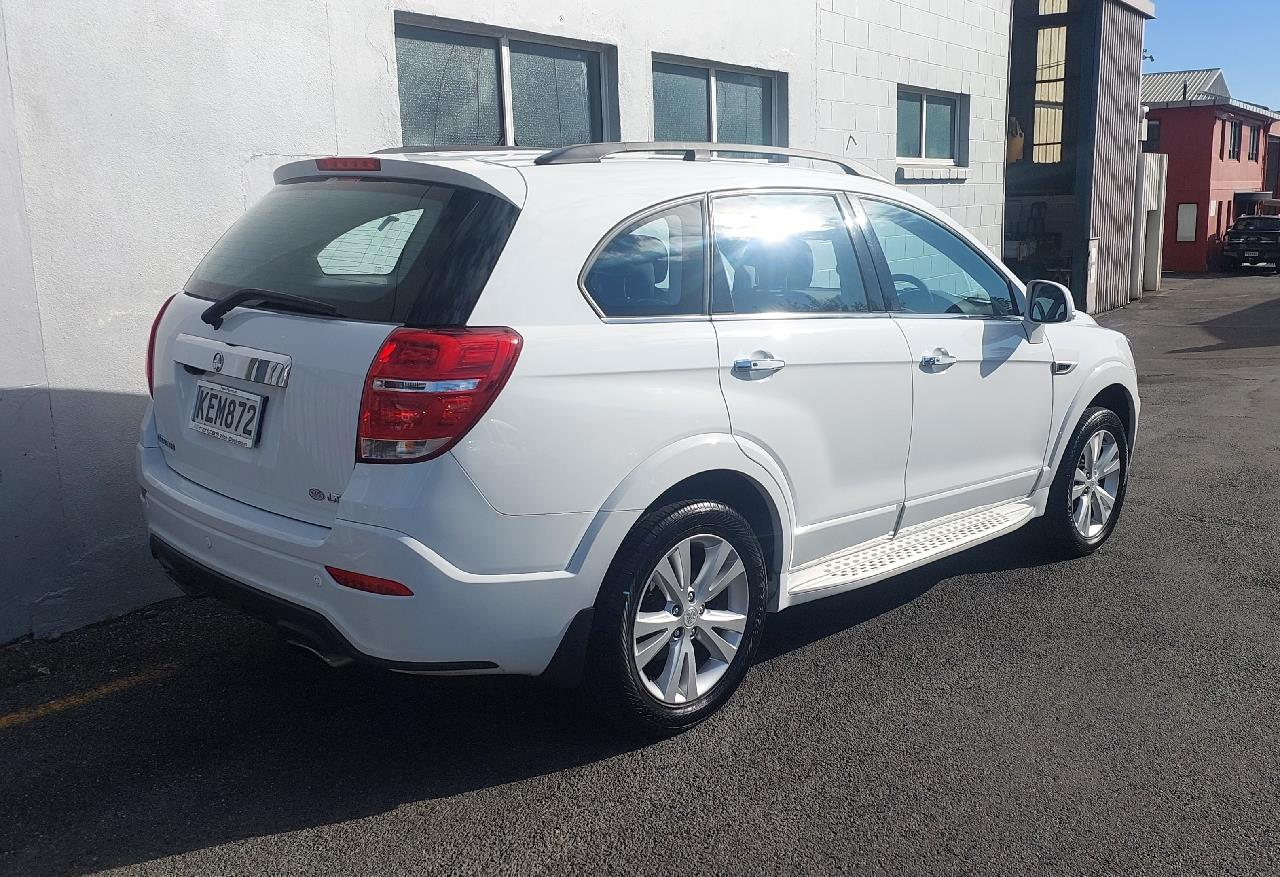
[585,500,767,735]
[1222,258,1242,273]
[1035,406,1129,559]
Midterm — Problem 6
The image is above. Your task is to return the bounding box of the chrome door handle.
[920,349,957,370]
[732,357,786,374]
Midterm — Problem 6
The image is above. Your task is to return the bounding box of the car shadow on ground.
[0,527,1054,875]
[754,527,1050,664]
[1167,287,1280,355]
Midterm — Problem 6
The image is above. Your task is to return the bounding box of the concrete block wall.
[816,0,1011,251]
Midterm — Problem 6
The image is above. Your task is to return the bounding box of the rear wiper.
[201,287,337,329]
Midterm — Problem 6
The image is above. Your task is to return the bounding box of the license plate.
[190,380,266,447]
[1245,251,1260,257]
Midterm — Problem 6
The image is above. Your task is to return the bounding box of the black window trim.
[854,193,1026,320]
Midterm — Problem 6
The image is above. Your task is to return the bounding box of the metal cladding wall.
[1087,0,1145,312]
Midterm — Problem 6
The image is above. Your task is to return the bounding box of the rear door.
[858,196,1053,529]
[150,164,521,526]
[710,190,913,567]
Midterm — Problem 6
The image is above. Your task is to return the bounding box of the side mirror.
[1026,279,1076,324]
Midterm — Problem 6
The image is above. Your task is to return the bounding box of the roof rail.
[373,145,537,155]
[532,141,885,181]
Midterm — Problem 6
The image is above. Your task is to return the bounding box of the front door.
[710,191,913,567]
[859,196,1053,529]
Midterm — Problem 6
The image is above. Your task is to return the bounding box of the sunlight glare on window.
[711,202,833,243]
[317,210,424,275]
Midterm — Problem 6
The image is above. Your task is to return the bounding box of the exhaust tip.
[284,637,355,669]
[277,621,355,668]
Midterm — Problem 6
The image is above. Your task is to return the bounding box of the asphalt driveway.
[2,272,1278,876]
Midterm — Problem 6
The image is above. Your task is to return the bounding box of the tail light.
[146,294,176,397]
[357,327,522,463]
[325,566,413,597]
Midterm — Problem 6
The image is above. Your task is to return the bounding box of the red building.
[1140,69,1279,271]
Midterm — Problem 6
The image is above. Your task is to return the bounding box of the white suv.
[139,143,1138,731]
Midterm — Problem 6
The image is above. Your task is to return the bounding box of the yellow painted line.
[0,663,179,731]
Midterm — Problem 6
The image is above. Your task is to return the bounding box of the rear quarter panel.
[450,321,732,515]
[457,166,738,517]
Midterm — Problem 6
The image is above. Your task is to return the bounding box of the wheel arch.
[645,470,784,601]
[1044,362,1140,480]
[591,433,794,607]
[547,437,793,688]
[1087,383,1136,447]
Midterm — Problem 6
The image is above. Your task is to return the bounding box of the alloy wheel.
[629,534,750,704]
[1071,429,1122,539]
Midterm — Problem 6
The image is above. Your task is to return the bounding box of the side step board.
[785,501,1037,605]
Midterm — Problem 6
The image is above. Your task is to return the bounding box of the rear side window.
[186,178,519,324]
[583,201,706,318]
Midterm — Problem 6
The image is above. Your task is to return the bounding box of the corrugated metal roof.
[1140,69,1280,119]
[1141,69,1230,104]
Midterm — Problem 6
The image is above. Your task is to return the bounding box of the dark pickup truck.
[1222,215,1280,270]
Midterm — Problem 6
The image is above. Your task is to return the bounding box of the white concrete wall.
[0,3,67,641]
[0,0,1011,642]
[815,0,1011,250]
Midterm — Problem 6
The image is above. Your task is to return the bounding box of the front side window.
[711,193,870,315]
[653,60,778,146]
[861,199,1016,317]
[395,23,609,148]
[583,202,705,318]
[897,88,960,161]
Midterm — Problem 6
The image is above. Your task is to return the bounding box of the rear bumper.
[1222,244,1280,261]
[150,535,495,672]
[137,441,638,675]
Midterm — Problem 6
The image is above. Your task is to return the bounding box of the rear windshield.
[186,178,519,324]
[1234,216,1280,232]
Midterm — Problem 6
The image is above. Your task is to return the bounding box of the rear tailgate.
[149,156,524,527]
[1231,217,1280,257]
[151,302,394,526]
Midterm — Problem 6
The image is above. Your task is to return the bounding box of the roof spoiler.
[272,156,527,206]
